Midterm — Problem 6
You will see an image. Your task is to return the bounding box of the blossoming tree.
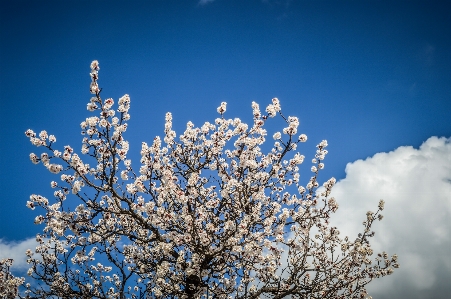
[3,61,399,299]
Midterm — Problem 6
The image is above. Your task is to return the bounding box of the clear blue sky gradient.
[0,0,450,294]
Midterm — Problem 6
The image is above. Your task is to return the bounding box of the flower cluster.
[0,259,25,298]
[265,97,281,117]
[8,61,399,299]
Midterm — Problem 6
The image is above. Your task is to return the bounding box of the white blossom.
[299,133,307,142]
[217,101,227,114]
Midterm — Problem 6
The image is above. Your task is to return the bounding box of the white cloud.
[198,0,215,5]
[329,136,451,299]
[0,238,37,271]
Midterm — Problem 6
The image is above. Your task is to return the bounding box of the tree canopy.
[1,61,398,299]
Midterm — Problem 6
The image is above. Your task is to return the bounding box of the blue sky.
[0,1,450,298]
